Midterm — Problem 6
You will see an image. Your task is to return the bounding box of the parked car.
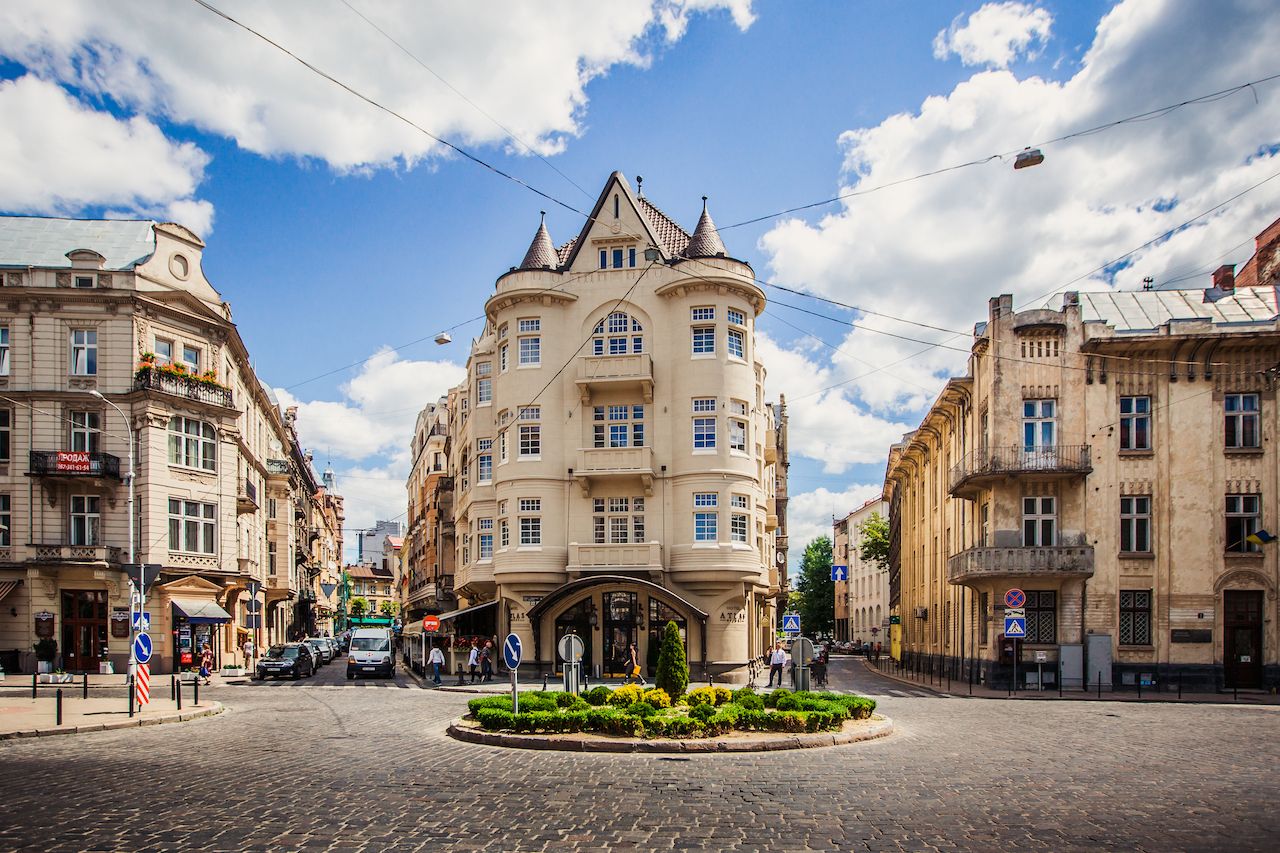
[304,638,331,665]
[255,643,315,680]
[347,627,395,679]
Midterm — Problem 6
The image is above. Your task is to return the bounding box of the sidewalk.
[0,694,222,740]
[862,659,1280,706]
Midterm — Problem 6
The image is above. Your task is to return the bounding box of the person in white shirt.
[242,638,255,669]
[428,643,445,685]
[467,641,480,683]
[768,641,788,688]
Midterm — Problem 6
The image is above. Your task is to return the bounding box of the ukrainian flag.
[1246,529,1277,547]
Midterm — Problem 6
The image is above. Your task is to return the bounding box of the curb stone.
[446,714,893,753]
[0,702,223,741]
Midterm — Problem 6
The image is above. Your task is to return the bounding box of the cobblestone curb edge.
[0,702,224,741]
[447,714,893,753]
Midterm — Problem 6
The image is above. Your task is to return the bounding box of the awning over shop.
[171,597,232,624]
[437,600,497,622]
[0,580,21,603]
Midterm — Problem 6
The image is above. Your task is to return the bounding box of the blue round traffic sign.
[133,632,153,664]
[502,633,522,669]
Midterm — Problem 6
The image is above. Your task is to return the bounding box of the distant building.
[833,498,888,643]
[402,399,456,623]
[358,519,401,567]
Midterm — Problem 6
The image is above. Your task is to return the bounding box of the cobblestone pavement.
[2,655,1276,852]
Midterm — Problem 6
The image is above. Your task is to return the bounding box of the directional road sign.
[1004,607,1024,620]
[1004,588,1026,609]
[792,636,815,665]
[831,565,848,582]
[781,613,801,634]
[1004,616,1026,638]
[503,633,523,669]
[131,611,151,631]
[133,632,153,664]
[558,633,584,663]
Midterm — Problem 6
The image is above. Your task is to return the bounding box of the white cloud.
[933,2,1053,68]
[328,463,409,555]
[763,0,1280,415]
[0,75,210,220]
[787,484,884,554]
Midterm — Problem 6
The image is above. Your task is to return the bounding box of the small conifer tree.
[655,620,689,699]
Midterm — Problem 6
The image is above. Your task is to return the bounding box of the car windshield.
[351,637,389,652]
[267,645,299,659]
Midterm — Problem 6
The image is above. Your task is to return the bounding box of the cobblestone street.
[1,657,1276,852]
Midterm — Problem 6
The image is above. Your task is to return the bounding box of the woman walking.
[623,643,646,686]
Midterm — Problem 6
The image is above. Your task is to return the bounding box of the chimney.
[1212,264,1236,292]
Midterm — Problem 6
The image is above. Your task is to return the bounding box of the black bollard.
[171,675,176,701]
[129,677,135,718]
[456,665,466,686]
[1097,671,1102,699]
[83,671,89,700]
[1137,676,1142,700]
[542,673,548,691]
[56,689,63,726]
[194,678,200,706]
[32,672,37,700]
[176,679,182,711]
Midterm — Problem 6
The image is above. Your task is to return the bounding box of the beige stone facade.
[440,172,785,680]
[886,216,1280,691]
[833,498,888,643]
[402,399,456,623]
[0,216,341,676]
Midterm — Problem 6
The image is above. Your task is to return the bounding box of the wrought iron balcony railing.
[134,367,235,409]
[947,545,1095,584]
[949,444,1091,497]
[28,450,120,479]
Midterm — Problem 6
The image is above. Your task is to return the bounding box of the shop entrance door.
[553,598,593,675]
[603,591,638,677]
[60,590,107,672]
[1224,590,1263,689]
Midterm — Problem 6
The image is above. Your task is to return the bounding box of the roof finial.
[702,195,708,211]
[636,175,644,197]
[540,210,546,224]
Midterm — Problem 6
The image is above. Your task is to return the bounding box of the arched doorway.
[553,598,593,675]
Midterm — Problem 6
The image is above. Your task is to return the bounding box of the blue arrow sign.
[1004,616,1026,638]
[831,565,848,582]
[503,633,523,669]
[781,613,801,633]
[131,611,151,631]
[133,632,153,664]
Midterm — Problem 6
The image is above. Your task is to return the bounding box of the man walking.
[467,640,480,683]
[428,643,445,685]
[767,641,787,688]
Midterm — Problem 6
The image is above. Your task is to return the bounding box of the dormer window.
[74,275,95,289]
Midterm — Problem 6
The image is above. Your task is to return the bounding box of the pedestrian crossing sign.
[1004,616,1026,638]
[781,613,801,634]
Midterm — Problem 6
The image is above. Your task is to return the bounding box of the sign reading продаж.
[55,451,93,473]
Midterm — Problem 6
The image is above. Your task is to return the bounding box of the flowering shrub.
[641,688,672,709]
[606,684,645,707]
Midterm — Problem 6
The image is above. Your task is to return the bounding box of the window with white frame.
[477,439,493,483]
[693,398,717,450]
[519,335,541,366]
[692,326,715,355]
[500,343,508,372]
[520,515,541,546]
[1120,495,1151,553]
[268,542,278,575]
[1119,396,1151,451]
[1022,496,1056,546]
[730,494,749,543]
[477,376,492,404]
[0,409,9,462]
[727,328,745,360]
[1225,393,1260,449]
[0,494,9,546]
[0,326,9,375]
[519,424,540,458]
[691,307,715,321]
[154,338,173,365]
[593,404,644,448]
[1226,493,1261,552]
[518,318,540,333]
[498,323,508,339]
[70,329,97,375]
[69,495,100,545]
[592,312,644,355]
[499,431,508,464]
[70,411,101,453]
[476,361,492,377]
[168,499,217,553]
[519,406,540,420]
[728,401,747,452]
[519,498,540,512]
[168,416,217,471]
[181,345,200,372]
[694,492,718,542]
[500,519,509,548]
[727,308,746,327]
[478,518,494,560]
[593,496,645,544]
[1022,399,1056,450]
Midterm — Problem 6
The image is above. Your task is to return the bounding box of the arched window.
[592,311,643,355]
[167,416,216,471]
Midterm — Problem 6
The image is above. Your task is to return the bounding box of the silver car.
[304,638,331,665]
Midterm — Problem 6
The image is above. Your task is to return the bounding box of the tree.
[857,512,890,573]
[655,620,689,699]
[379,600,400,617]
[349,596,369,618]
[796,536,834,638]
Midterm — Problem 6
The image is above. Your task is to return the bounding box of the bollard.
[194,678,200,706]
[1137,676,1142,700]
[1178,674,1182,700]
[1058,663,1063,698]
[171,675,176,701]
[129,676,135,718]
[456,665,466,687]
[56,689,63,726]
[1097,671,1102,699]
[83,671,89,700]
[32,672,37,700]
[542,673,548,691]
[176,679,182,711]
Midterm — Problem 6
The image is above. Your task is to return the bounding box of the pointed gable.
[561,171,675,272]
[684,197,726,258]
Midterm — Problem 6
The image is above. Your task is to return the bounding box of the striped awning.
[0,580,20,603]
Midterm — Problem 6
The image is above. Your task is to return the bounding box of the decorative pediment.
[158,575,224,596]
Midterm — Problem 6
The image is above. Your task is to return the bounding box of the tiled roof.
[518,218,558,270]
[1078,285,1277,331]
[0,215,156,270]
[345,564,394,579]
[637,196,691,258]
[684,200,726,258]
[386,536,403,547]
[556,236,577,266]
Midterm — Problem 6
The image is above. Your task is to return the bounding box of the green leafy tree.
[857,512,890,573]
[379,600,400,617]
[797,536,834,637]
[655,620,689,698]
[349,596,369,618]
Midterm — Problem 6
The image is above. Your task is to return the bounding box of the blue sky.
[1,0,1277,559]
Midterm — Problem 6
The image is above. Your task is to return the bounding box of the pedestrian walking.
[767,641,787,688]
[467,641,480,683]
[622,643,646,685]
[480,641,494,682]
[428,643,445,685]
[199,643,214,686]
[242,637,255,669]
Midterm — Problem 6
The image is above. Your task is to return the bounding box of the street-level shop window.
[1119,396,1151,451]
[1226,493,1261,552]
[1225,393,1260,449]
[70,329,97,375]
[1024,590,1056,643]
[70,495,101,546]
[1119,590,1152,645]
[70,411,101,453]
[169,498,216,554]
[1021,496,1055,546]
[168,416,217,471]
[1120,495,1151,553]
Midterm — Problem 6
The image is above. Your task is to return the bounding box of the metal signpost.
[132,632,152,712]
[831,565,848,582]
[792,636,815,692]
[503,633,522,714]
[1004,589,1025,691]
[781,613,801,635]
[558,633,584,695]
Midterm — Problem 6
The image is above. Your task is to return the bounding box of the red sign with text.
[56,451,92,473]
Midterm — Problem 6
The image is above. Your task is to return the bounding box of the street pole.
[92,390,135,679]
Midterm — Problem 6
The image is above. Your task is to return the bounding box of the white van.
[346,627,395,680]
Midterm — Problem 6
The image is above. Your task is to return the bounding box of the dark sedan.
[255,643,315,680]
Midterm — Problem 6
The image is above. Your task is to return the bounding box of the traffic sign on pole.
[831,565,848,582]
[781,613,801,634]
[422,615,440,632]
[1004,616,1026,638]
[132,632,153,664]
[131,611,151,631]
[503,633,523,669]
[1004,588,1026,609]
[557,633,584,663]
[135,663,150,706]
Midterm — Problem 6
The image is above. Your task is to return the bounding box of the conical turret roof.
[518,212,557,270]
[684,197,726,258]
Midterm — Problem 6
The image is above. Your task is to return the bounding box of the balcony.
[237,480,258,514]
[567,541,663,576]
[134,367,235,409]
[947,545,1095,585]
[265,459,291,477]
[949,445,1091,499]
[575,353,654,404]
[28,544,124,566]
[28,450,120,480]
[574,446,655,495]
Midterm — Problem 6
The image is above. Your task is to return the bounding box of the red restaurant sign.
[56,451,92,473]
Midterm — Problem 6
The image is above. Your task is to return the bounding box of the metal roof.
[0,215,156,270]
[1078,286,1277,332]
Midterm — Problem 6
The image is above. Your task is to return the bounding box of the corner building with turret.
[445,172,786,681]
